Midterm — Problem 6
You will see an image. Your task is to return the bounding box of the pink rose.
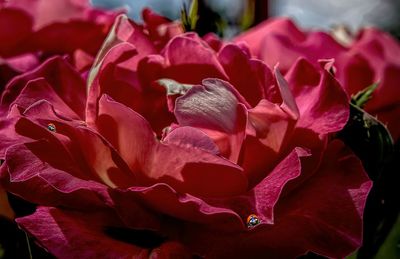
[235,18,400,141]
[0,14,371,258]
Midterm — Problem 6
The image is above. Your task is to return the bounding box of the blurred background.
[91,0,400,37]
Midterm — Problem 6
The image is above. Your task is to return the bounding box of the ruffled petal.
[97,95,247,197]
[241,68,299,185]
[0,141,111,210]
[182,140,372,258]
[10,78,81,120]
[206,147,310,225]
[86,15,172,133]
[1,56,86,119]
[1,100,139,208]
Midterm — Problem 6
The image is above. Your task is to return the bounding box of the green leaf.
[374,214,400,259]
[181,0,199,32]
[239,0,255,30]
[188,0,199,31]
[337,103,393,180]
[351,82,379,108]
[346,250,358,259]
[0,243,4,259]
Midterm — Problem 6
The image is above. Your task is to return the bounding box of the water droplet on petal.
[246,214,260,228]
[47,123,56,132]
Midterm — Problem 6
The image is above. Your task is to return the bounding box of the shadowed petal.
[17,207,150,259]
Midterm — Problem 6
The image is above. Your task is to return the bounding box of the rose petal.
[182,140,372,258]
[0,8,32,57]
[207,147,310,225]
[218,44,273,106]
[23,100,137,189]
[2,0,117,55]
[1,56,86,119]
[85,16,168,132]
[0,141,111,210]
[203,33,223,52]
[285,58,349,134]
[234,17,302,51]
[1,99,141,207]
[336,52,375,97]
[16,207,149,259]
[174,78,247,162]
[86,42,139,124]
[10,78,81,120]
[87,13,156,89]
[163,34,228,84]
[97,95,248,197]
[241,69,299,184]
[163,126,220,155]
[142,8,184,50]
[112,183,244,231]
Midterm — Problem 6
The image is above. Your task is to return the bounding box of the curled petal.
[175,78,247,162]
[0,141,111,210]
[207,147,310,225]
[1,56,86,119]
[285,58,349,134]
[218,44,272,106]
[97,95,247,197]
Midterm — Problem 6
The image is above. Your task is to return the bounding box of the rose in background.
[235,18,400,141]
[0,0,119,87]
[0,9,372,258]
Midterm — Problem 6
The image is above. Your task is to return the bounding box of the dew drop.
[246,214,260,228]
[47,123,56,132]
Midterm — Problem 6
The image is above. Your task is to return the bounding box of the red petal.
[112,184,244,231]
[17,207,149,259]
[207,147,310,225]
[218,44,270,106]
[285,58,349,134]
[10,78,81,120]
[182,140,372,258]
[97,95,247,197]
[163,34,228,84]
[0,8,32,57]
[1,56,86,119]
[1,140,111,210]
[174,78,247,163]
